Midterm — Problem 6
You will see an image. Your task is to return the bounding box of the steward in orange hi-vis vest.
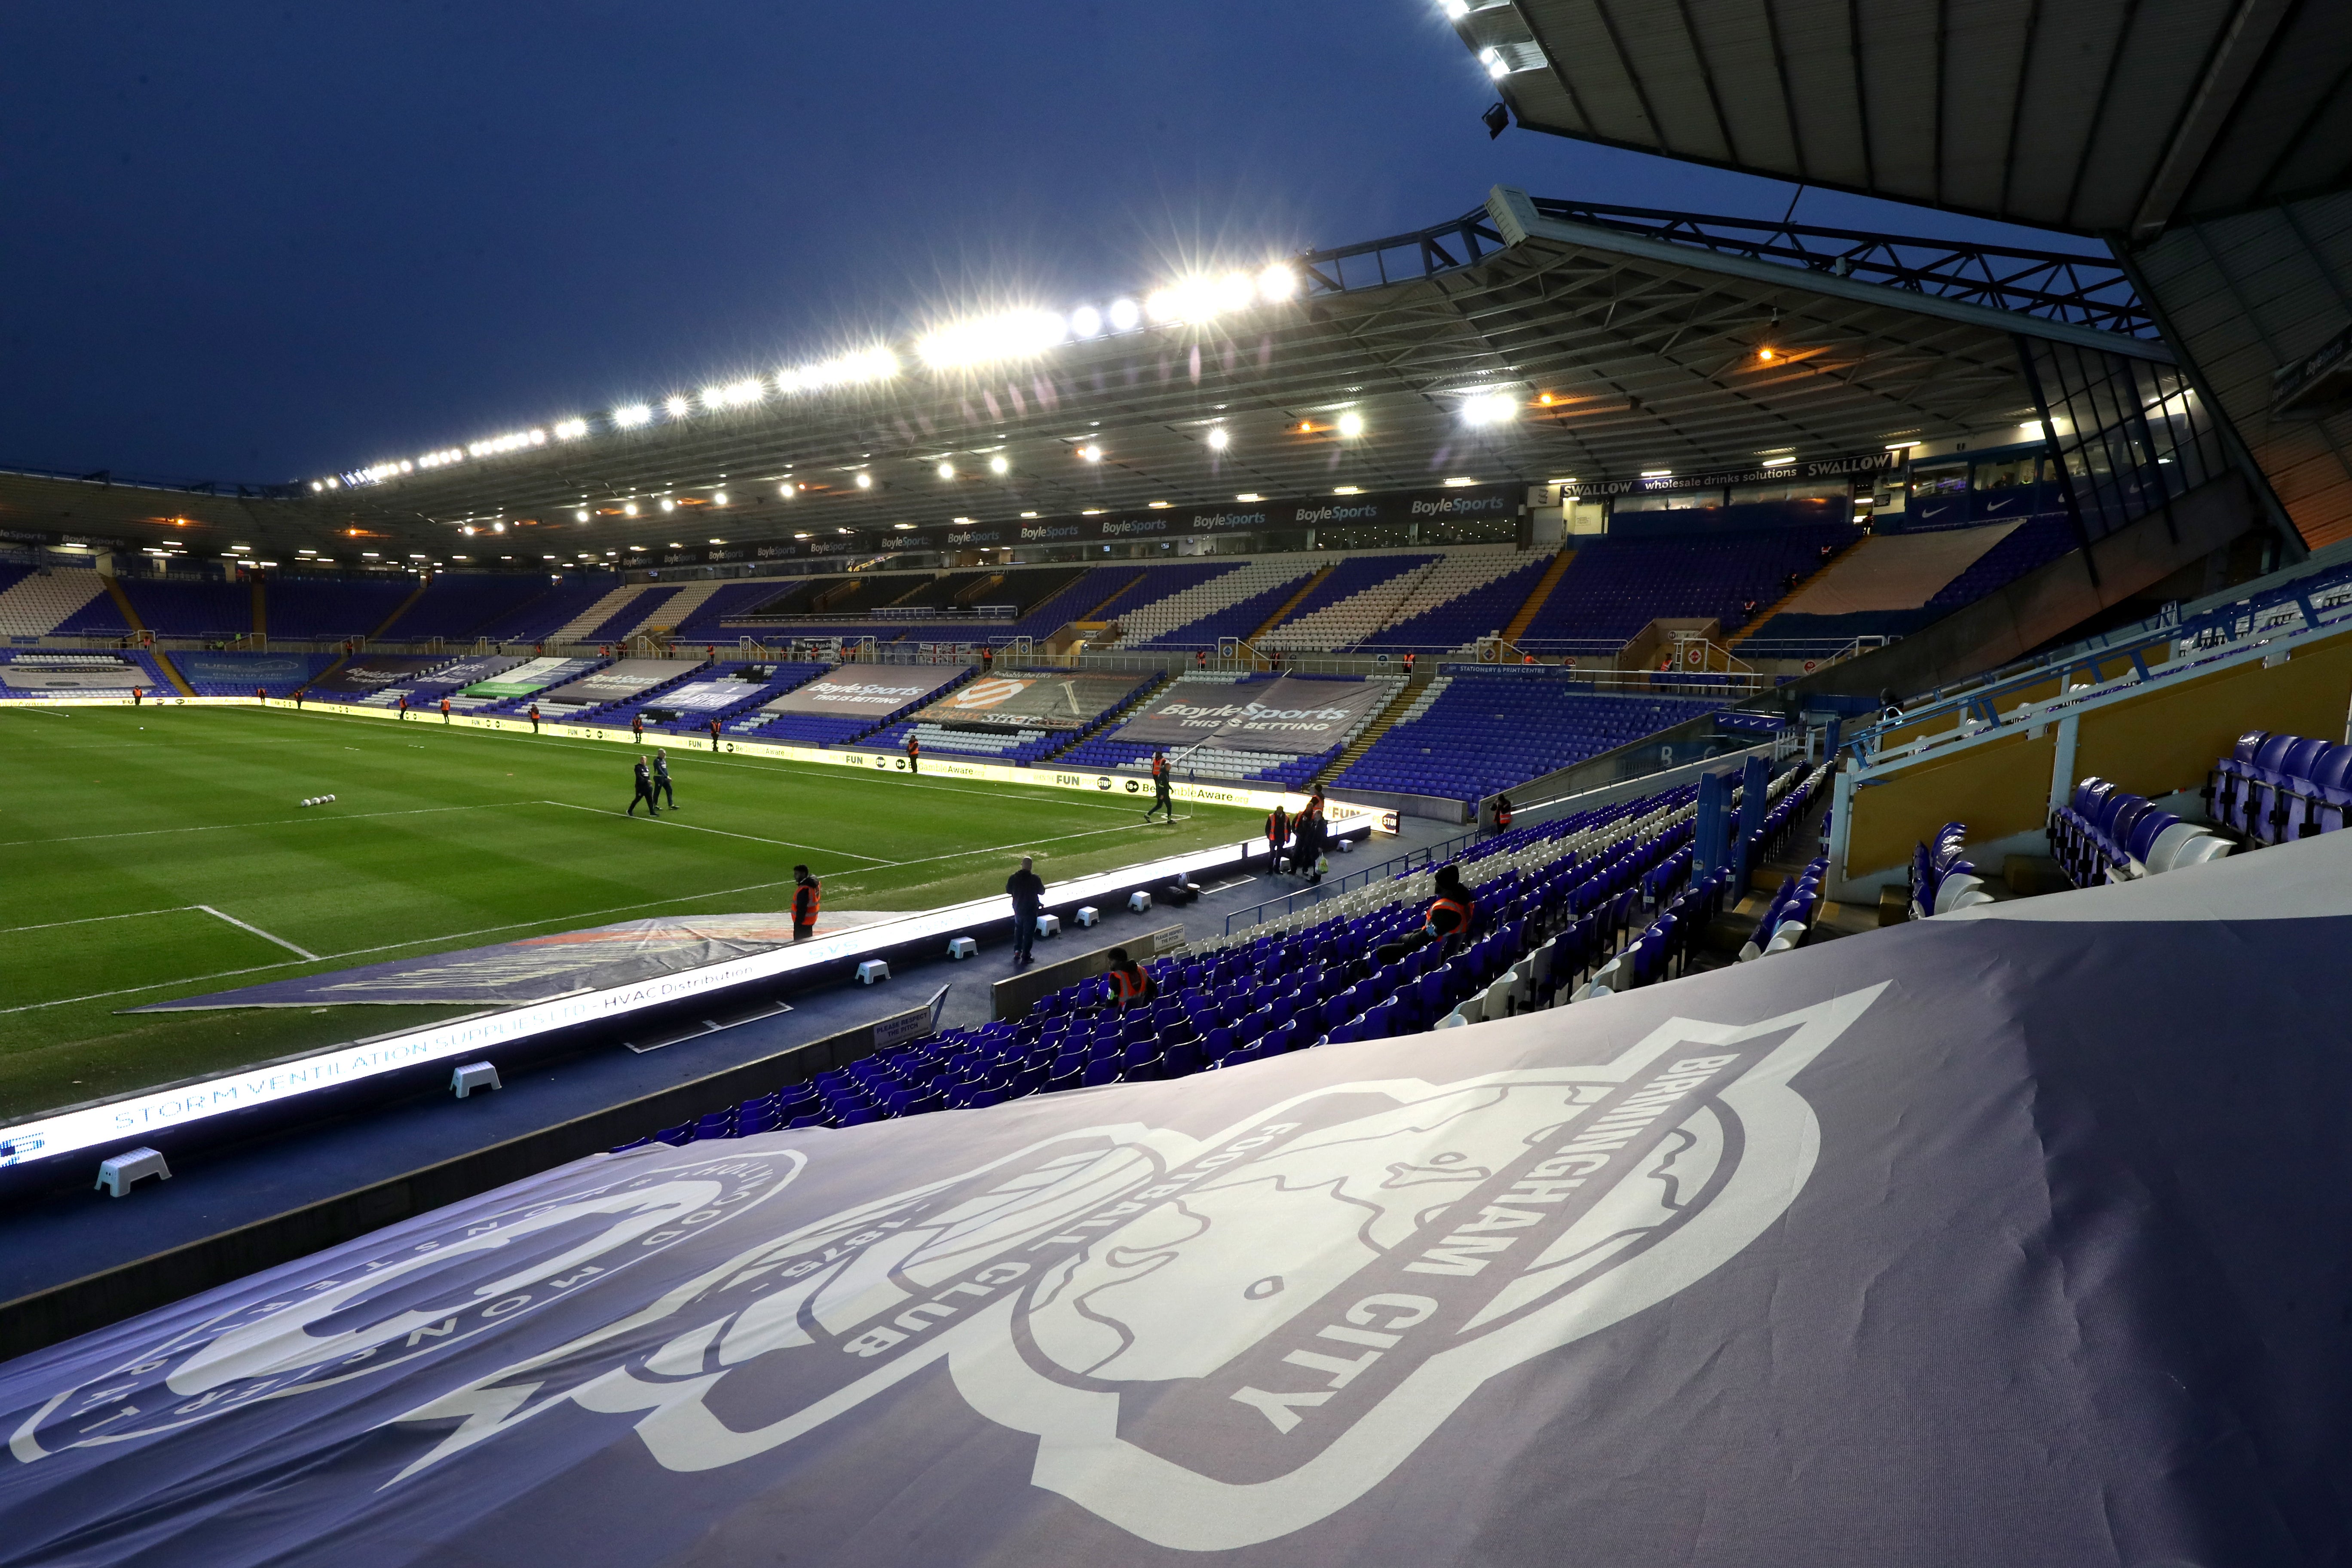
[1105,947,1155,1008]
[791,865,821,940]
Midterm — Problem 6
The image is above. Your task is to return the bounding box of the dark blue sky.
[3,1,2078,484]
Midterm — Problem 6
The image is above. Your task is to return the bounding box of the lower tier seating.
[1331,675,1718,802]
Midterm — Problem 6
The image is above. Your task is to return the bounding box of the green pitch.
[0,704,1260,1123]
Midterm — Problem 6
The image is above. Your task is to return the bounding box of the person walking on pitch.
[627,757,661,816]
[1007,854,1045,968]
[528,703,541,734]
[652,748,675,808]
[1144,750,1175,822]
[791,865,821,940]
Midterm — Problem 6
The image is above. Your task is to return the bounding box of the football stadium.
[5,0,2352,1561]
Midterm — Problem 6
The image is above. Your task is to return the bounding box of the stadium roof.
[1,187,2164,567]
[1459,0,2352,237]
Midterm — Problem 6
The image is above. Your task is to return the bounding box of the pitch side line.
[533,800,892,861]
[0,907,199,935]
[194,904,321,961]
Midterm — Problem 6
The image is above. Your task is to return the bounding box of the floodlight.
[310,480,323,492]
[665,395,690,419]
[615,404,651,428]
[712,491,728,505]
[1481,47,1508,78]
[1207,426,1229,450]
[1640,469,1672,478]
[780,483,796,497]
[1463,392,1517,426]
[1078,444,1102,462]
[1237,492,1261,502]
[1070,305,1102,337]
[937,461,955,480]
[855,472,873,489]
[1482,101,1510,138]
[575,508,590,522]
[492,521,506,533]
[1107,297,1140,331]
[1337,410,1364,438]
[1258,264,1297,301]
[1214,272,1254,311]
[624,502,639,516]
[462,525,476,536]
[660,498,676,512]
[554,418,588,439]
[989,454,1010,475]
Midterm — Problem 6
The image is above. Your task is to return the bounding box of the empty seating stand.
[609,762,1830,1152]
[1908,823,1994,918]
[2051,776,2233,887]
[2208,730,2352,846]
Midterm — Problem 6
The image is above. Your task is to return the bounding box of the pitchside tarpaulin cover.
[0,659,147,692]
[123,910,898,1011]
[760,666,960,718]
[916,672,1139,732]
[652,678,762,713]
[538,658,687,707]
[13,842,2352,1564]
[169,652,316,688]
[301,657,453,698]
[416,654,522,690]
[1115,674,1389,753]
[462,657,591,699]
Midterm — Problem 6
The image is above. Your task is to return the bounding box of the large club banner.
[302,657,453,698]
[9,839,2352,1565]
[168,653,316,689]
[759,666,961,717]
[0,660,149,692]
[1114,675,1390,753]
[915,672,1139,732]
[460,657,591,699]
[538,658,686,707]
[647,678,763,712]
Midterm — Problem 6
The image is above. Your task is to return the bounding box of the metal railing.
[1221,830,1482,937]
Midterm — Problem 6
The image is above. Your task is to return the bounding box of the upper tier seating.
[472,579,620,643]
[1120,561,1314,648]
[1256,554,1439,649]
[56,579,249,639]
[1331,674,1718,801]
[0,567,107,638]
[263,578,415,640]
[1357,551,1547,653]
[1518,525,1851,652]
[390,574,558,640]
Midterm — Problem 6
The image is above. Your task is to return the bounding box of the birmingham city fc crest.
[11,989,1880,1550]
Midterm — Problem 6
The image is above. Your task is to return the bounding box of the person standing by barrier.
[440,696,452,724]
[628,757,660,816]
[1403,650,1415,676]
[652,748,675,809]
[529,703,541,734]
[132,687,143,706]
[632,712,645,744]
[1491,792,1514,836]
[1297,791,1328,880]
[1144,750,1174,822]
[397,695,409,720]
[791,865,821,940]
[1265,802,1289,870]
[1007,854,1045,968]
[905,731,920,775]
[708,714,722,751]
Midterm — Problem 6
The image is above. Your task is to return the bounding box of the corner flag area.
[0,704,1258,1121]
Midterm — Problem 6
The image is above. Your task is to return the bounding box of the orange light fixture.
[1298,421,1313,433]
[1537,392,1555,405]
[1758,346,1775,362]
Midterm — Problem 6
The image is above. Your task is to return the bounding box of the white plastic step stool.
[1035,913,1060,938]
[1074,906,1100,928]
[450,1062,501,1099]
[946,935,977,960]
[1127,890,1153,913]
[96,1147,170,1198]
[857,959,891,984]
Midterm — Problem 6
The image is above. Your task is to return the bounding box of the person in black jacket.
[652,748,675,808]
[628,757,660,816]
[1007,854,1046,968]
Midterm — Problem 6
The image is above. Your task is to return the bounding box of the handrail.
[1221,829,1482,937]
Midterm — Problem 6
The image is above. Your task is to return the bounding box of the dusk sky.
[4,2,2084,485]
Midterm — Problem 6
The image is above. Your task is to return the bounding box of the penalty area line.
[194,905,320,962]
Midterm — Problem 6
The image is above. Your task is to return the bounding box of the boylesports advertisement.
[1113,675,1391,754]
[914,672,1140,732]
[760,667,961,717]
